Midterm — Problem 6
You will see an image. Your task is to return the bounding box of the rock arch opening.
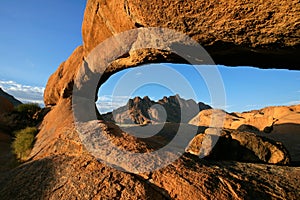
[96,63,300,124]
[96,63,217,126]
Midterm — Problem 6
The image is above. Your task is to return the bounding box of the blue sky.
[0,0,86,86]
[0,1,299,113]
[98,64,300,113]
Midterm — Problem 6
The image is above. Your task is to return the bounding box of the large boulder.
[186,128,291,165]
[189,105,300,162]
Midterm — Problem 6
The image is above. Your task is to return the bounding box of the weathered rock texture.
[2,0,300,199]
[186,128,290,165]
[82,0,300,69]
[189,105,300,162]
[189,105,300,132]
[2,119,299,200]
[45,0,300,107]
[44,46,83,106]
[1,153,300,200]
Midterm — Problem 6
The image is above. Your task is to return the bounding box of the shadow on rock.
[0,157,56,200]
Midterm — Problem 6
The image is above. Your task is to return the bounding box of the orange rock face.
[189,105,300,161]
[82,0,300,69]
[186,128,290,165]
[45,0,300,106]
[44,46,84,106]
[2,1,300,199]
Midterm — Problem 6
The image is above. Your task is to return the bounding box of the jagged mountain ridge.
[102,95,211,124]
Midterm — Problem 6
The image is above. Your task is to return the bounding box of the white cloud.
[209,103,232,111]
[17,98,44,105]
[0,80,133,111]
[0,80,45,106]
[244,100,300,111]
[243,104,269,112]
[287,100,300,105]
[96,95,130,113]
[245,104,263,108]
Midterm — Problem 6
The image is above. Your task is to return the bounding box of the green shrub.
[0,103,42,137]
[12,127,38,160]
[15,103,41,118]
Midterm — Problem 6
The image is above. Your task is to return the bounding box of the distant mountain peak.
[103,95,211,125]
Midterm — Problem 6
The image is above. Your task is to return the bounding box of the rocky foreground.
[0,97,299,199]
[1,0,299,199]
[1,153,300,199]
[104,95,300,164]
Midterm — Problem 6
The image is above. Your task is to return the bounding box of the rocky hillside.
[0,88,22,107]
[189,105,300,162]
[0,97,14,115]
[0,88,22,114]
[0,90,25,174]
[0,89,22,131]
[103,95,211,124]
[1,0,299,199]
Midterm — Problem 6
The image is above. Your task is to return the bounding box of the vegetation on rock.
[12,127,38,161]
[15,103,40,118]
[0,103,42,134]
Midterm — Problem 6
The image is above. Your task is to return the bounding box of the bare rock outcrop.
[189,105,300,132]
[82,0,300,69]
[103,95,211,124]
[44,46,83,106]
[186,128,290,165]
[189,105,300,162]
[44,0,300,106]
[0,153,299,200]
